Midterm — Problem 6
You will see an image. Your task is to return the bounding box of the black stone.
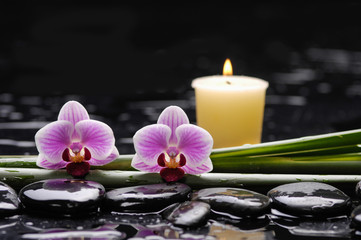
[192,187,270,217]
[163,201,210,227]
[267,182,351,217]
[104,182,191,213]
[355,181,361,200]
[19,179,105,217]
[351,205,361,229]
[0,182,20,217]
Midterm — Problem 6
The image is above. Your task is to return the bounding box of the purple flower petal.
[89,146,119,166]
[157,106,189,145]
[36,154,68,169]
[58,101,90,140]
[131,154,163,173]
[176,124,213,167]
[133,124,171,164]
[35,120,73,163]
[76,120,115,160]
[182,157,213,175]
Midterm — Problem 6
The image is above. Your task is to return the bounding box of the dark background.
[1,1,361,154]
[2,2,361,95]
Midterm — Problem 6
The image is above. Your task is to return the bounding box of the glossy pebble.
[104,182,191,212]
[351,205,361,229]
[267,182,351,217]
[354,181,361,200]
[19,179,105,217]
[163,201,211,227]
[0,182,20,217]
[192,187,270,217]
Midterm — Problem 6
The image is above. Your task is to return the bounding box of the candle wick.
[226,80,232,85]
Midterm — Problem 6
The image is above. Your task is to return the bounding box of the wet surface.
[163,201,211,228]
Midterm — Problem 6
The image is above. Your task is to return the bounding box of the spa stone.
[192,187,270,217]
[19,179,105,217]
[351,205,361,229]
[104,182,191,212]
[354,181,361,200]
[267,182,351,217]
[0,182,20,217]
[163,201,211,227]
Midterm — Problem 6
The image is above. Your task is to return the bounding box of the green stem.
[1,168,361,192]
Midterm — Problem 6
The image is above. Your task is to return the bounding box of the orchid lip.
[160,168,185,182]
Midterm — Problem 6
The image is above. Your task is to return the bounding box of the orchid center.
[157,152,186,169]
[62,145,91,163]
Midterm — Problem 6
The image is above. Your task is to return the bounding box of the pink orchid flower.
[35,101,119,178]
[131,106,213,182]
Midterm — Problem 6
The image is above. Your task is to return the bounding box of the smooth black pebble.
[267,182,351,217]
[192,187,270,217]
[104,182,191,212]
[19,179,105,217]
[354,181,361,199]
[163,201,211,227]
[351,205,361,229]
[0,182,19,217]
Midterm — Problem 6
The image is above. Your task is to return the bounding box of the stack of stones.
[0,179,361,231]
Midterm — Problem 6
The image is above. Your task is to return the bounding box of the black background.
[1,2,361,96]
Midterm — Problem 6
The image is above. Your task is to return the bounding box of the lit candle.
[192,59,269,148]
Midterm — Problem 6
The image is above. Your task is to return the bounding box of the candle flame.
[223,58,233,76]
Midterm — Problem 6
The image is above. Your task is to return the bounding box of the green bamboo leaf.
[211,128,361,158]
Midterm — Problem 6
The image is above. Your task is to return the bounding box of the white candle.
[192,59,269,148]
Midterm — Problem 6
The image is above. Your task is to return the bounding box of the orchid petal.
[58,101,90,140]
[76,120,115,160]
[35,120,73,163]
[157,106,189,145]
[58,101,90,124]
[133,124,171,164]
[88,146,119,166]
[176,124,213,167]
[36,154,68,169]
[182,157,213,175]
[131,154,163,173]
